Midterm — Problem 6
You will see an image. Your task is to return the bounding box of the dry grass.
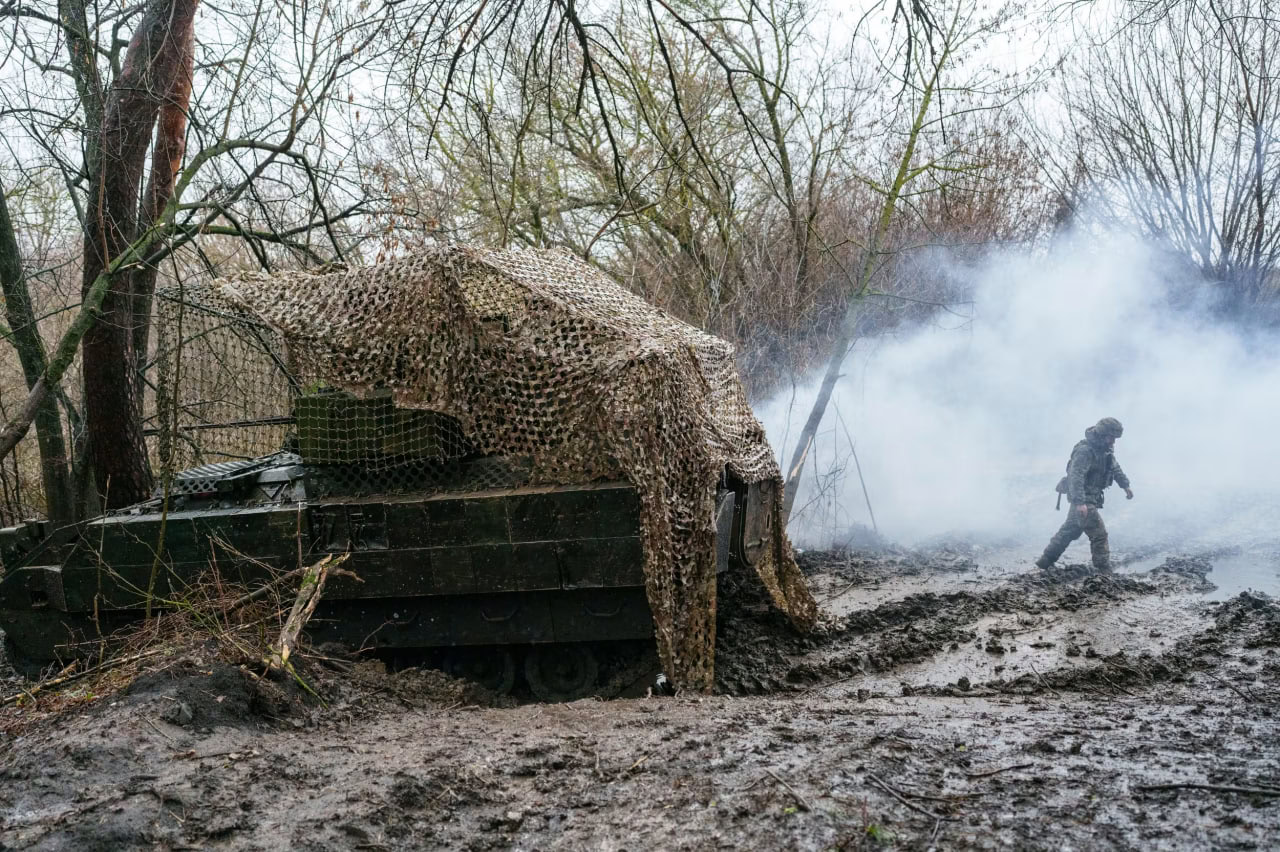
[0,554,331,732]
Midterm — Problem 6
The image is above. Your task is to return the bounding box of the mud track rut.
[0,545,1277,850]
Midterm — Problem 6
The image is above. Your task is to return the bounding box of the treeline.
[0,0,1275,525]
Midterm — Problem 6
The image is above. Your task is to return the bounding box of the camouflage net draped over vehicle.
[171,245,816,690]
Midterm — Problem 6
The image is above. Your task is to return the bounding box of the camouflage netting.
[160,244,816,690]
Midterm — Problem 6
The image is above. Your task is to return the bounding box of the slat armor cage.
[154,244,816,690]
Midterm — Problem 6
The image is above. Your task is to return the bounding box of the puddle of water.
[1200,551,1280,601]
[1114,547,1280,600]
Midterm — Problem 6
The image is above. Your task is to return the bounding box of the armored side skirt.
[0,481,659,666]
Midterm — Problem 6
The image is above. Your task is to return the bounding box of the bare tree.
[0,181,74,521]
[0,0,397,511]
[1066,0,1280,313]
[0,0,1038,524]
[383,0,879,382]
[384,1,753,292]
[76,0,199,506]
[780,0,1034,518]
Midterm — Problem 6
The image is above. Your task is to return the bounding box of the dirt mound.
[331,661,519,711]
[122,660,301,730]
[1151,555,1217,591]
[121,650,523,731]
[1213,590,1280,650]
[796,545,974,581]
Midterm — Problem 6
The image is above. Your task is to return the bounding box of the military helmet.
[1094,417,1124,438]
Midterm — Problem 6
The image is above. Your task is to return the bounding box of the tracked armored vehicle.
[0,245,818,695]
[0,392,774,700]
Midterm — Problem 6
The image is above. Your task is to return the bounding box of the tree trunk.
[132,19,196,371]
[780,330,853,519]
[80,0,199,509]
[0,184,75,523]
[59,0,106,176]
[779,33,948,523]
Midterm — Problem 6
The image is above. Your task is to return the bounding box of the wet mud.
[1,541,1277,850]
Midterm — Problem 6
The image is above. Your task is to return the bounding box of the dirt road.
[1,542,1277,850]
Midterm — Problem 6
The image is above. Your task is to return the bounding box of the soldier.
[1036,417,1133,571]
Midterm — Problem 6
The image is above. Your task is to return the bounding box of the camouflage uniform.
[1036,418,1131,571]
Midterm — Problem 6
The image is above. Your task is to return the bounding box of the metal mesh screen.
[152,288,294,469]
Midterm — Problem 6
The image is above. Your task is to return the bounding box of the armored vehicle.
[0,393,774,700]
[0,245,819,696]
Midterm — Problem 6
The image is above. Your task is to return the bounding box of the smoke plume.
[760,233,1280,552]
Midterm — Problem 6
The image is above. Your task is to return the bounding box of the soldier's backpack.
[1054,449,1073,510]
[1055,442,1115,509]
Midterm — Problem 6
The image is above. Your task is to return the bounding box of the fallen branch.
[820,580,862,604]
[229,565,308,611]
[1136,783,1280,797]
[765,768,812,812]
[894,786,985,803]
[801,669,863,696]
[267,553,346,672]
[1098,671,1136,697]
[866,772,953,821]
[1028,662,1061,698]
[1105,659,1151,685]
[1199,669,1258,704]
[0,648,167,706]
[175,749,257,761]
[229,561,362,612]
[144,717,175,742]
[964,763,1033,779]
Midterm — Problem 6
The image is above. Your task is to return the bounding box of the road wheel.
[524,644,599,702]
[444,648,517,694]
[2,634,47,680]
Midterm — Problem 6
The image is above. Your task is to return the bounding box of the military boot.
[1090,540,1111,571]
[1086,525,1111,571]
[1037,537,1070,569]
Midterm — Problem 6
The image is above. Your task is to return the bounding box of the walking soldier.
[1036,417,1133,571]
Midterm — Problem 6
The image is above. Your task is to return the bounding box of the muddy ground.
[0,539,1277,850]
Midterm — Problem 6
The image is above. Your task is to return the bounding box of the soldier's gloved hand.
[1124,488,1134,500]
[1077,503,1089,518]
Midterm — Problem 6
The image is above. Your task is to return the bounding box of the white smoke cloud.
[760,232,1280,551]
